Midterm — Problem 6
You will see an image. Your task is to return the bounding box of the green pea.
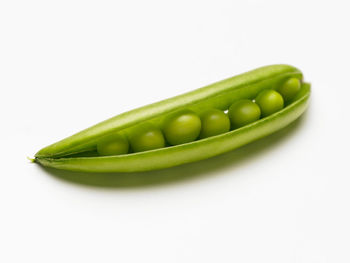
[228,100,261,128]
[163,111,201,145]
[199,109,230,139]
[97,133,129,156]
[278,78,301,102]
[129,125,165,152]
[255,89,284,117]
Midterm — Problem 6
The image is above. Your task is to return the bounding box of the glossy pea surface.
[163,111,201,145]
[255,89,284,117]
[97,134,129,156]
[199,109,230,139]
[129,125,165,152]
[278,78,301,102]
[228,100,261,128]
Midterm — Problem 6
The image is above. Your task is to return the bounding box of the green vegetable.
[199,109,230,139]
[278,77,301,102]
[34,64,310,173]
[228,100,261,128]
[97,133,129,156]
[128,124,165,152]
[163,111,201,145]
[255,89,284,117]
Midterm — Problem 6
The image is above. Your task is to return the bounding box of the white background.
[1,1,349,262]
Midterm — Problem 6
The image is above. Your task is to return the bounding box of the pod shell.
[35,64,310,173]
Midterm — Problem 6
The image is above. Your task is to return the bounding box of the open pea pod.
[35,64,310,172]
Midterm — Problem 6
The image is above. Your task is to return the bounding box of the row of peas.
[97,78,301,156]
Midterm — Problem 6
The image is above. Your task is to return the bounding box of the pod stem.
[27,156,36,163]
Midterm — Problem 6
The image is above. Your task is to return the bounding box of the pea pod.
[34,64,310,172]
